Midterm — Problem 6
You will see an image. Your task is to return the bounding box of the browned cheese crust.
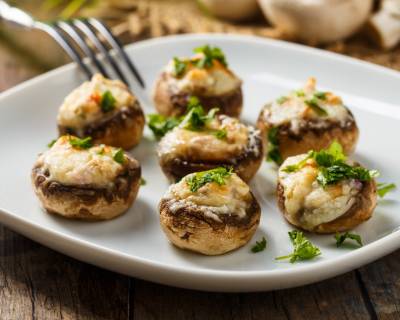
[276,180,377,234]
[31,156,141,221]
[256,106,359,161]
[158,128,264,183]
[159,192,261,255]
[153,72,243,118]
[59,101,145,150]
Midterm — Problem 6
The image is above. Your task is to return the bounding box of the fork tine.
[72,19,129,85]
[56,21,110,79]
[87,18,146,89]
[36,22,92,79]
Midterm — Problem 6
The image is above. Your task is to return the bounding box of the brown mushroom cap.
[31,155,141,221]
[159,191,261,255]
[59,102,145,150]
[276,179,377,234]
[153,72,243,118]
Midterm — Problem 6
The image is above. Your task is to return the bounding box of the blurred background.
[1,0,399,74]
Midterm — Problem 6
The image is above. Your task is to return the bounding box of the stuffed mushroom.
[276,142,378,233]
[159,167,261,255]
[257,77,359,165]
[58,74,145,150]
[155,98,263,182]
[32,135,141,220]
[153,45,243,117]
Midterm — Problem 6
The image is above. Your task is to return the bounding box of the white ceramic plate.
[0,34,399,292]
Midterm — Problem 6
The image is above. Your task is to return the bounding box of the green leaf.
[335,232,363,247]
[276,230,321,263]
[305,98,328,116]
[69,136,92,149]
[186,167,233,193]
[147,114,181,139]
[295,90,305,97]
[193,45,227,68]
[140,177,147,186]
[377,182,396,198]
[100,90,116,113]
[266,127,282,165]
[282,152,314,173]
[314,91,327,100]
[180,102,219,132]
[173,57,188,77]
[47,139,57,148]
[214,129,227,140]
[113,148,125,164]
[251,237,267,253]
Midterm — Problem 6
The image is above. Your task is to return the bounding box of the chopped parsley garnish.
[314,91,327,100]
[335,232,363,247]
[305,97,328,116]
[140,177,146,186]
[47,139,56,148]
[69,136,93,149]
[251,237,267,253]
[276,230,321,263]
[266,126,282,165]
[113,148,125,164]
[97,146,105,155]
[295,90,305,97]
[377,182,396,198]
[180,97,219,131]
[186,167,233,193]
[193,44,227,68]
[100,90,116,113]
[276,96,288,105]
[173,57,188,77]
[147,114,181,140]
[214,129,227,140]
[282,141,379,187]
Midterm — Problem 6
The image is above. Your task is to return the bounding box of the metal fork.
[0,0,145,89]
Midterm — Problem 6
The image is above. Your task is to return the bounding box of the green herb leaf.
[295,90,305,97]
[276,96,288,105]
[214,129,227,140]
[193,45,227,68]
[305,98,328,116]
[47,139,57,148]
[113,148,125,164]
[266,127,282,165]
[314,91,327,100]
[173,57,188,77]
[251,237,267,253]
[276,230,321,263]
[69,136,92,149]
[100,90,116,113]
[335,232,363,247]
[140,177,146,186]
[147,114,181,140]
[377,182,396,198]
[186,167,233,193]
[180,101,219,132]
[282,151,314,173]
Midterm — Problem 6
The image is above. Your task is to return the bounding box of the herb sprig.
[113,148,125,164]
[377,183,396,198]
[266,127,282,165]
[251,237,267,253]
[100,90,116,113]
[69,136,93,149]
[276,230,321,263]
[335,232,363,247]
[186,167,233,193]
[147,114,181,140]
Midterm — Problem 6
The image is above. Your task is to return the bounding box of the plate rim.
[1,33,399,291]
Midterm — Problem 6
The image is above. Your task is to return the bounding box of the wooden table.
[1,40,400,320]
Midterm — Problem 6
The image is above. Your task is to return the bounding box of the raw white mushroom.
[257,0,374,44]
[198,0,260,21]
[367,0,400,49]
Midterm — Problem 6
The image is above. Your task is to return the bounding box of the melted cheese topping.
[263,78,352,134]
[278,154,361,229]
[57,74,136,129]
[37,136,124,187]
[158,116,253,162]
[164,56,241,96]
[165,172,251,222]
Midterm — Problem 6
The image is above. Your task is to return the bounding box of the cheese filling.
[164,56,241,96]
[263,78,352,134]
[37,136,124,187]
[57,74,136,129]
[165,173,251,222]
[158,116,258,162]
[278,154,362,229]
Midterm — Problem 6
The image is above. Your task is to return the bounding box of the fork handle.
[0,0,35,28]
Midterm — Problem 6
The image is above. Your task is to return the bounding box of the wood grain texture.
[0,28,400,319]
